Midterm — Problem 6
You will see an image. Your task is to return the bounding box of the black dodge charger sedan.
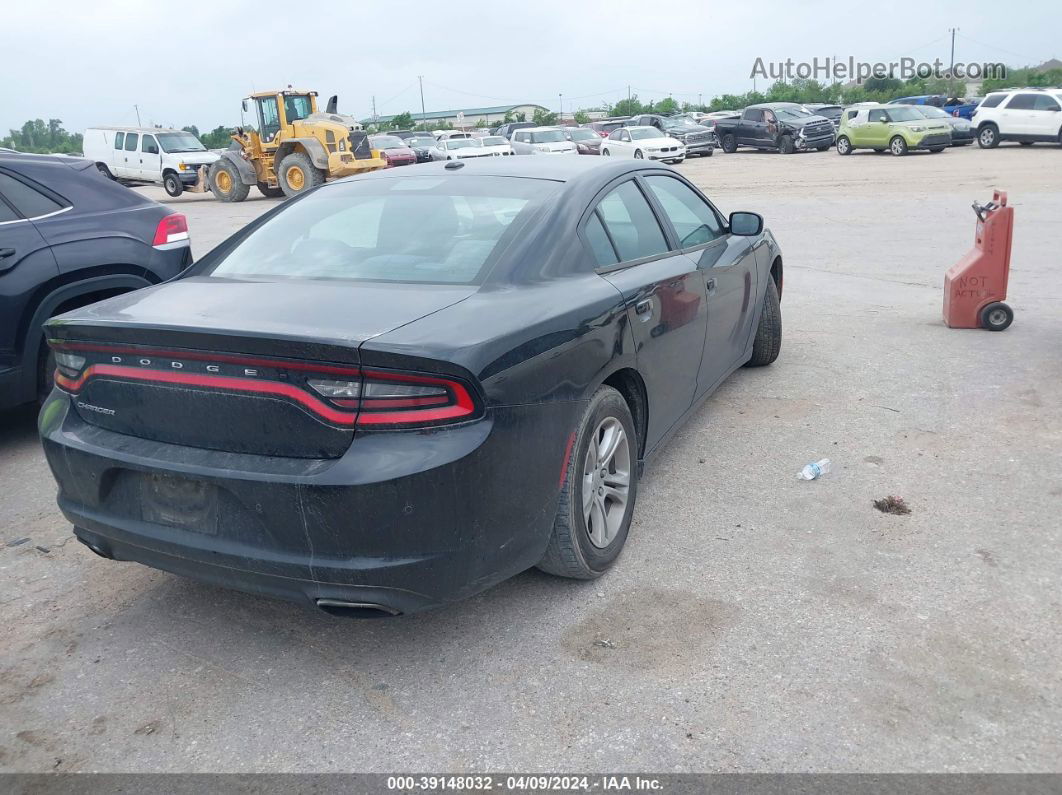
[40,157,784,617]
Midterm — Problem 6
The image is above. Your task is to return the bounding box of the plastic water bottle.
[797,458,832,480]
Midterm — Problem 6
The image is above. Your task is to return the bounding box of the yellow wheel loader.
[208,90,387,202]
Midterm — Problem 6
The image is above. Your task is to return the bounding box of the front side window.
[594,180,669,263]
[284,95,314,122]
[141,135,158,154]
[869,109,887,123]
[0,172,65,218]
[124,133,139,151]
[644,176,723,248]
[203,176,558,285]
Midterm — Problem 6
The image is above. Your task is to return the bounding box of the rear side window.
[1005,94,1037,110]
[113,132,125,149]
[595,180,669,263]
[845,110,858,121]
[584,212,618,267]
[979,94,1005,109]
[124,133,139,151]
[0,172,66,218]
[644,176,723,248]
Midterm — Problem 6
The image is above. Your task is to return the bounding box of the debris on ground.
[6,537,30,547]
[797,458,832,480]
[873,495,911,515]
[593,639,616,649]
[35,545,50,554]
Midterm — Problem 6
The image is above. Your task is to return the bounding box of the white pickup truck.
[83,127,219,196]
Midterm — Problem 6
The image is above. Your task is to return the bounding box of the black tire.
[979,301,1013,331]
[928,147,945,153]
[601,148,611,156]
[1019,141,1034,146]
[721,133,737,153]
[208,159,250,202]
[257,182,284,198]
[537,386,639,580]
[703,149,713,157]
[816,145,831,152]
[778,135,795,154]
[889,136,909,156]
[163,172,183,197]
[278,152,325,198]
[978,124,999,149]
[634,149,644,159]
[836,136,853,155]
[745,276,782,367]
[96,163,114,180]
[873,148,885,153]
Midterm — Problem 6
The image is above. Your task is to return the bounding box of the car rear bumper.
[40,395,579,615]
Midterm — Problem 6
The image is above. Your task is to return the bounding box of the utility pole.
[418,75,426,121]
[948,27,959,92]
[134,104,141,126]
[559,93,563,117]
[372,96,377,123]
[627,84,631,111]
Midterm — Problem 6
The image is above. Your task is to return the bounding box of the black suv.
[0,153,192,409]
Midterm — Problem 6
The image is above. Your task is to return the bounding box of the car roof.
[0,151,91,167]
[520,126,564,132]
[85,126,191,134]
[334,155,667,186]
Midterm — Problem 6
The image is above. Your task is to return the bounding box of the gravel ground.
[1,143,1060,773]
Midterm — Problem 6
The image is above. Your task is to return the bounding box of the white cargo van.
[83,127,219,196]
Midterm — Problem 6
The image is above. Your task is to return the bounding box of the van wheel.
[889,136,909,156]
[836,136,852,155]
[163,172,183,197]
[537,386,638,579]
[978,124,999,149]
[778,135,795,154]
[96,163,115,180]
[745,277,782,367]
[257,182,285,198]
[721,133,737,153]
[209,160,250,202]
[278,152,325,197]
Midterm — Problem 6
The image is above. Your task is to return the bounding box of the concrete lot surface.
[1,144,1060,772]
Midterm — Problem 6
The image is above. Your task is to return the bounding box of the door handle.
[634,299,652,316]
[706,278,717,296]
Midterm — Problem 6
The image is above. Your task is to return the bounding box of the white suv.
[972,88,1062,148]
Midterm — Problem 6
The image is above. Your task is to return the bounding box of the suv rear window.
[0,171,66,218]
[205,176,559,285]
[979,94,1005,108]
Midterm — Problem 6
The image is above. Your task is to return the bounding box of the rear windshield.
[204,176,559,285]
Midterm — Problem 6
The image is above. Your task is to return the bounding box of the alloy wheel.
[581,417,631,549]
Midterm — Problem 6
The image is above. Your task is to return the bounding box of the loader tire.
[278,152,325,198]
[209,160,249,202]
[257,182,285,199]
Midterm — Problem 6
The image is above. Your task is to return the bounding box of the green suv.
[836,105,952,156]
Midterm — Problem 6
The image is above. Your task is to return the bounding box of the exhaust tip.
[315,598,402,619]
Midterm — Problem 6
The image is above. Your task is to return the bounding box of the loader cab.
[245,91,318,144]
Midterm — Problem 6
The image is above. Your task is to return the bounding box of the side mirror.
[241,99,249,113]
[729,211,763,236]
[879,118,889,123]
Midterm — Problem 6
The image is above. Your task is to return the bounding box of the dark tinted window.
[113,132,124,149]
[1005,93,1037,110]
[124,133,139,151]
[845,110,858,120]
[595,180,669,262]
[744,109,764,122]
[0,172,65,218]
[869,109,887,122]
[645,176,723,248]
[141,135,159,154]
[979,94,1005,108]
[584,211,618,267]
[1033,94,1061,111]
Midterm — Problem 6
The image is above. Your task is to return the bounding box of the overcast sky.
[4,0,1057,134]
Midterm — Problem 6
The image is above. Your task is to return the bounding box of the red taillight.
[310,370,477,427]
[152,213,189,248]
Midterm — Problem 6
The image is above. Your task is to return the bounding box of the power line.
[955,31,1043,64]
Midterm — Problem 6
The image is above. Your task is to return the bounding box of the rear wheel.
[537,386,638,579]
[278,152,325,198]
[209,160,250,202]
[836,136,852,155]
[745,277,782,367]
[889,136,909,156]
[257,182,284,198]
[978,124,999,149]
[163,172,183,197]
[721,133,737,153]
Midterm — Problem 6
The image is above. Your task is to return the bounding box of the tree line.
[5,66,1059,153]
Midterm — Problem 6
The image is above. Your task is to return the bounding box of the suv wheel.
[978,124,999,149]
[889,136,909,156]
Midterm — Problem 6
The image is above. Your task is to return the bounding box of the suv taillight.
[152,213,189,248]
